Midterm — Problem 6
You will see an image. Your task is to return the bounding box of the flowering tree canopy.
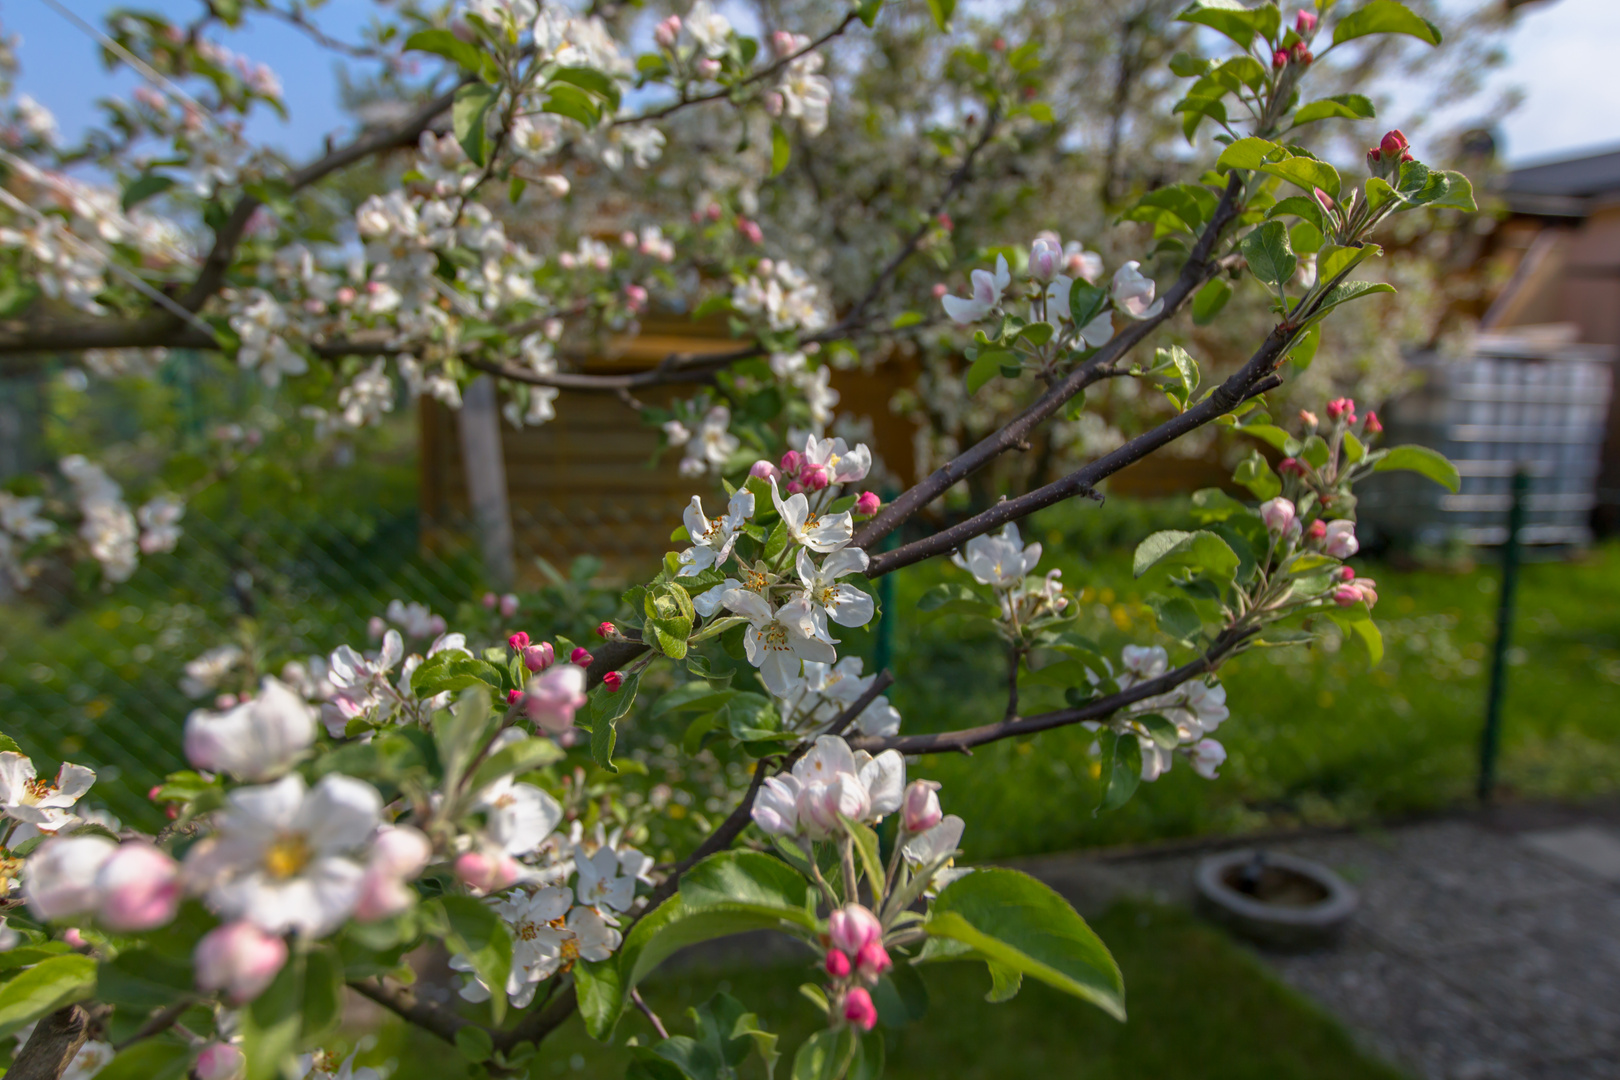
[0,1,1474,1079]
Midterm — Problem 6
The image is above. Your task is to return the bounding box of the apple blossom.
[1190,739,1227,780]
[184,676,316,781]
[1110,261,1164,319]
[953,523,1041,589]
[1296,9,1319,33]
[856,940,892,979]
[194,920,287,1003]
[95,842,181,932]
[654,14,681,49]
[1326,396,1357,422]
[1030,236,1062,282]
[454,851,520,894]
[677,489,755,576]
[750,459,779,481]
[903,813,966,867]
[902,779,943,833]
[825,948,852,978]
[1260,497,1297,535]
[354,824,432,921]
[941,255,1010,324]
[828,903,882,955]
[526,663,588,734]
[1306,519,1327,541]
[522,641,555,672]
[855,491,881,516]
[603,671,624,692]
[195,1043,246,1080]
[573,844,644,911]
[796,547,876,634]
[770,479,855,553]
[500,593,520,618]
[23,834,116,920]
[1323,520,1359,559]
[0,752,96,833]
[723,590,837,696]
[571,647,594,666]
[454,886,571,1007]
[752,774,803,836]
[473,763,564,857]
[843,987,879,1031]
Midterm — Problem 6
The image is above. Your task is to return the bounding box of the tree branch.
[349,977,478,1047]
[7,1005,95,1080]
[865,320,1292,576]
[848,630,1254,755]
[851,173,1248,552]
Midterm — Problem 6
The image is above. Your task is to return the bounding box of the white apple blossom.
[0,753,96,834]
[136,494,185,554]
[795,547,875,633]
[572,845,641,912]
[472,768,564,858]
[677,489,754,576]
[184,677,317,782]
[685,0,733,57]
[676,405,740,477]
[1190,739,1227,779]
[760,735,905,839]
[953,523,1041,589]
[181,644,246,698]
[770,479,854,553]
[184,773,383,937]
[941,255,1010,325]
[1110,261,1164,320]
[22,834,115,919]
[902,813,965,867]
[723,590,836,696]
[801,434,872,485]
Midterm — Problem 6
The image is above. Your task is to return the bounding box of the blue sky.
[6,0,1618,167]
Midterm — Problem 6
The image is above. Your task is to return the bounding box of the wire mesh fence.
[0,501,655,829]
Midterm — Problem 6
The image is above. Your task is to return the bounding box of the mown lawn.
[852,501,1620,860]
[370,901,1408,1080]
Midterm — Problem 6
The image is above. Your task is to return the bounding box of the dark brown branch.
[866,322,1292,577]
[7,1005,94,1080]
[349,977,478,1047]
[852,173,1249,553]
[112,999,190,1051]
[849,632,1254,755]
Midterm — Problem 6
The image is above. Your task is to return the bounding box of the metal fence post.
[1479,466,1529,802]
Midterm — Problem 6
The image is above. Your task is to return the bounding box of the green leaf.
[440,895,513,1024]
[95,949,193,1011]
[455,1025,495,1063]
[1132,529,1240,583]
[242,956,303,1080]
[1176,0,1262,48]
[770,124,792,177]
[1292,94,1377,125]
[965,349,1014,394]
[916,582,997,621]
[434,687,496,792]
[1135,712,1181,749]
[1191,277,1231,325]
[0,954,97,1040]
[412,650,503,698]
[1288,322,1322,370]
[985,962,1024,1003]
[846,818,884,895]
[1189,487,1250,523]
[93,1040,192,1080]
[872,962,929,1027]
[465,736,564,795]
[1290,221,1325,256]
[1332,0,1443,47]
[1238,424,1295,454]
[1430,171,1477,212]
[1068,282,1108,327]
[1311,279,1396,318]
[924,868,1126,1019]
[550,65,622,110]
[1261,156,1342,199]
[1240,221,1296,288]
[1217,136,1285,172]
[543,82,603,127]
[1234,450,1282,499]
[405,28,486,71]
[588,671,641,772]
[1373,444,1460,492]
[452,82,499,167]
[301,947,344,1043]
[1300,433,1331,469]
[121,173,175,211]
[926,0,956,31]
[1318,243,1379,284]
[791,1029,843,1080]
[1150,598,1202,643]
[1095,729,1142,814]
[681,850,812,914]
[575,960,624,1042]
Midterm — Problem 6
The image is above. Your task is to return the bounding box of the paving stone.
[1518,825,1620,883]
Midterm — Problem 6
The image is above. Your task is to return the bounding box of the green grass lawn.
[853,502,1620,861]
[368,901,1407,1080]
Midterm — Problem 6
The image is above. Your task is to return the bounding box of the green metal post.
[1478,466,1529,802]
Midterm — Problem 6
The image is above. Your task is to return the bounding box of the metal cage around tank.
[1358,334,1615,549]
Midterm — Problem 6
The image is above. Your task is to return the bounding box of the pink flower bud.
[1299,409,1318,428]
[1272,49,1289,69]
[1291,43,1313,64]
[757,258,775,277]
[354,869,414,922]
[696,58,721,79]
[738,218,764,245]
[707,203,723,222]
[828,904,882,956]
[368,616,386,640]
[336,286,357,305]
[148,785,163,802]
[750,459,779,481]
[482,592,497,609]
[621,230,639,249]
[454,852,519,894]
[1029,237,1062,282]
[95,843,181,932]
[522,641,555,673]
[1365,410,1383,434]
[1332,584,1361,607]
[63,928,86,949]
[214,693,238,710]
[500,593,519,618]
[855,491,882,516]
[597,622,616,638]
[902,779,942,833]
[1306,518,1327,541]
[570,646,594,666]
[1312,187,1335,213]
[855,941,892,979]
[1296,9,1318,33]
[780,450,804,475]
[508,631,531,651]
[624,284,648,312]
[825,949,852,978]
[843,987,879,1031]
[194,1043,245,1080]
[1380,129,1409,160]
[654,14,681,48]
[526,664,588,734]
[800,464,830,492]
[1336,566,1355,582]
[603,671,624,693]
[507,689,524,705]
[992,36,1007,51]
[1367,146,1382,169]
[1326,397,1356,422]
[1323,519,1359,559]
[1259,497,1297,536]
[1278,457,1306,477]
[195,922,288,1004]
[786,480,804,495]
[931,282,949,299]
[372,825,432,879]
[937,212,954,231]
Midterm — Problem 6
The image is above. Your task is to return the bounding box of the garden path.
[1013,800,1620,1080]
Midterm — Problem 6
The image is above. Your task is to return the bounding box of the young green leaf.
[1372,444,1460,492]
[1331,0,1443,47]
[1240,221,1297,288]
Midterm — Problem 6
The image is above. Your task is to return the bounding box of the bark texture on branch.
[8,1005,94,1080]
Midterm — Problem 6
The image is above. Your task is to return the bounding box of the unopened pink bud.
[95,843,181,932]
[621,230,639,249]
[696,58,721,79]
[194,1043,245,1080]
[500,593,519,618]
[571,646,594,666]
[828,904,882,955]
[597,622,616,638]
[843,987,879,1031]
[508,631,531,651]
[624,284,648,311]
[1278,457,1306,477]
[787,480,804,495]
[654,14,681,48]
[855,491,882,516]
[931,282,949,299]
[1313,187,1335,213]
[937,212,954,231]
[1306,519,1327,541]
[1272,49,1289,69]
[214,693,238,710]
[1299,409,1318,427]
[1332,584,1361,607]
[522,641,555,673]
[1336,566,1355,582]
[1326,397,1355,422]
[1260,497,1297,536]
[368,616,386,640]
[706,203,723,222]
[855,941,892,979]
[1365,410,1383,434]
[336,286,356,304]
[750,460,779,481]
[1291,43,1313,64]
[454,852,519,893]
[825,949,852,978]
[1380,129,1409,160]
[482,592,497,609]
[507,689,524,705]
[195,922,287,1004]
[63,928,86,949]
[902,779,942,832]
[780,450,803,475]
[1295,9,1318,33]
[603,671,624,693]
[800,464,830,492]
[738,218,764,245]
